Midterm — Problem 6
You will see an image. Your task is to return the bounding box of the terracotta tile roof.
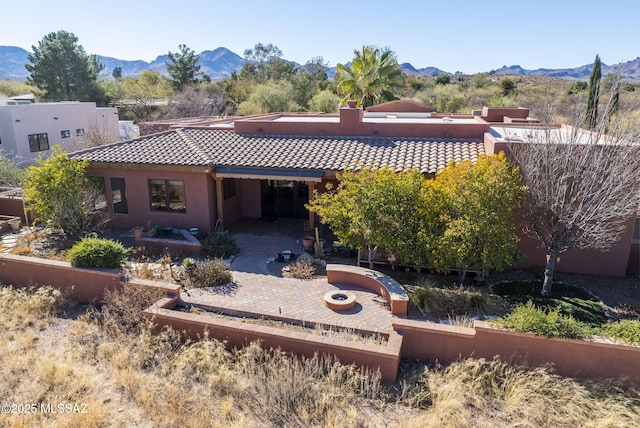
[69,130,210,166]
[71,128,485,174]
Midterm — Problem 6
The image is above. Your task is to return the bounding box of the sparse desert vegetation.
[1,284,639,427]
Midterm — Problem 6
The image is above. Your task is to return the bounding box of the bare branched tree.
[508,79,640,294]
[80,123,119,148]
[162,84,232,119]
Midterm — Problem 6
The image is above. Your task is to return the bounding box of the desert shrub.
[0,285,71,329]
[600,320,640,345]
[67,237,129,269]
[446,314,475,328]
[185,258,232,288]
[408,280,445,312]
[198,232,239,258]
[129,263,156,280]
[408,280,501,317]
[296,252,315,265]
[89,283,166,337]
[287,260,316,279]
[495,300,592,339]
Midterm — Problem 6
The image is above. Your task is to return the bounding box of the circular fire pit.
[324,291,356,311]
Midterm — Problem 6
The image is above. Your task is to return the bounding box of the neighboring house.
[0,99,119,164]
[69,102,638,277]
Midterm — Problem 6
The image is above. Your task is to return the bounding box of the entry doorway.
[261,180,309,219]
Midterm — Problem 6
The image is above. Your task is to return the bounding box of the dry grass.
[399,358,640,427]
[1,284,639,427]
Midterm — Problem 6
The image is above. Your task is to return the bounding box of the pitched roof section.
[70,130,210,166]
[71,128,485,174]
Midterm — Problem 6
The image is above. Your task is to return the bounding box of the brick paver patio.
[183,218,397,334]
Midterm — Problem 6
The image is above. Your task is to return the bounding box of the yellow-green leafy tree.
[23,146,100,235]
[421,152,524,282]
[307,166,424,268]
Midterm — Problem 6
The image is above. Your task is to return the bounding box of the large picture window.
[28,133,49,152]
[150,179,186,212]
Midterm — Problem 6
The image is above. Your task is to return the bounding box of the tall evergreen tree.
[166,44,203,91]
[26,30,104,102]
[585,54,601,129]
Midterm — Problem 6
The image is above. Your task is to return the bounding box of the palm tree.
[336,45,404,108]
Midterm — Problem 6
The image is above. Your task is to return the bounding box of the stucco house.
[69,101,639,277]
[0,98,119,164]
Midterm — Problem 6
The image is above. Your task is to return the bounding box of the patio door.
[261,180,308,219]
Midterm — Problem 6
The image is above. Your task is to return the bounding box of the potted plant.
[302,236,315,250]
[8,217,21,231]
[132,226,143,239]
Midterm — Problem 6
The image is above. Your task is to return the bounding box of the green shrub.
[197,232,239,258]
[600,320,640,345]
[67,237,129,269]
[185,259,232,288]
[495,301,592,339]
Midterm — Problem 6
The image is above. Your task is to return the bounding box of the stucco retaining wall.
[144,296,403,382]
[2,252,638,384]
[0,253,123,303]
[393,319,640,381]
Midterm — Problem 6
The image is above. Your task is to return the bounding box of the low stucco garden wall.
[0,253,124,303]
[1,252,639,384]
[393,318,640,381]
[144,296,403,382]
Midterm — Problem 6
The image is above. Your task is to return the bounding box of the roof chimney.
[339,100,363,130]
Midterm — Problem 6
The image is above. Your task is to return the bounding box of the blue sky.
[3,0,638,73]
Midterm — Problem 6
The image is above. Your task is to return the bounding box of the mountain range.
[2,45,640,82]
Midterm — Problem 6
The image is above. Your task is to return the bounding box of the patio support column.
[215,177,224,228]
[306,181,316,227]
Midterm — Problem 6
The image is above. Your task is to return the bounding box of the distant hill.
[493,58,640,81]
[400,62,447,76]
[0,46,244,81]
[0,46,30,81]
[99,47,243,80]
[2,45,640,82]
